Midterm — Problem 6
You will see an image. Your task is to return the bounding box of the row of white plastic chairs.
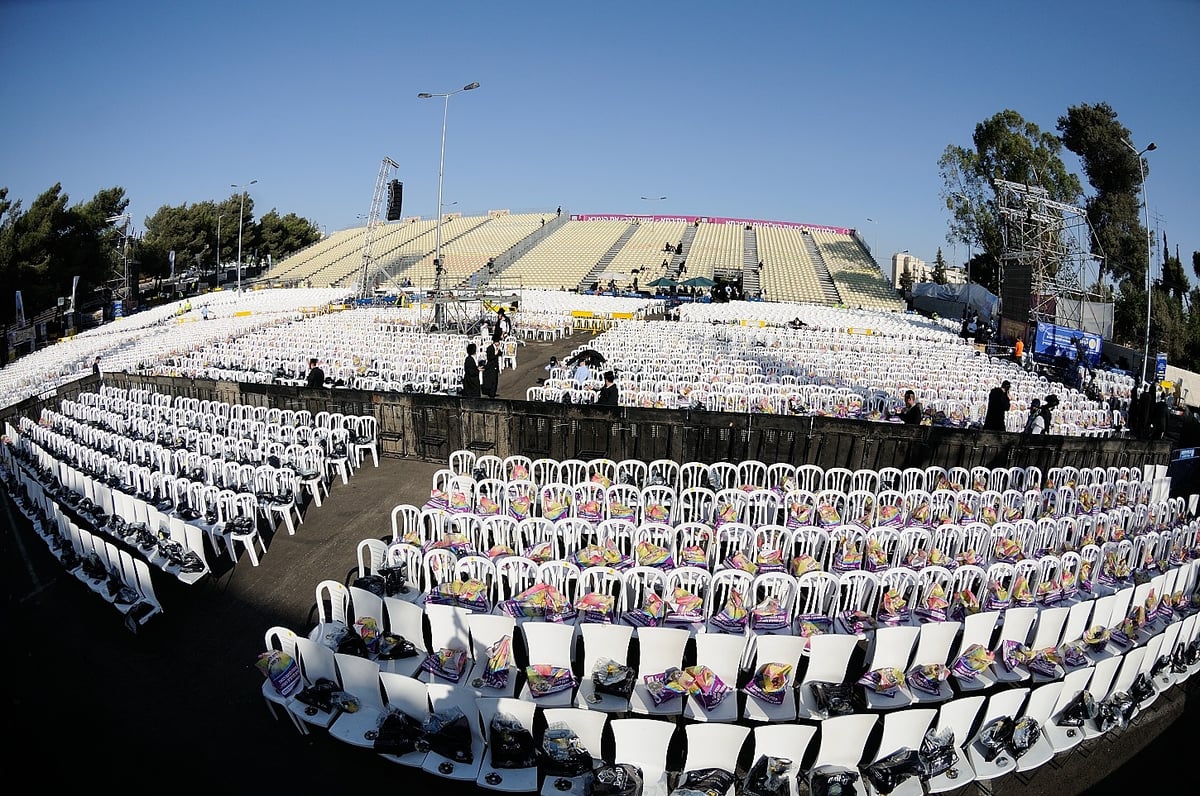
[3,441,212,587]
[263,612,1200,792]
[388,501,1200,589]
[349,532,1200,695]
[425,473,1171,544]
[9,479,165,633]
[372,529,1200,640]
[24,410,343,478]
[35,388,377,479]
[443,450,1155,499]
[260,537,1200,790]
[77,386,370,442]
[584,320,1116,431]
[17,414,343,508]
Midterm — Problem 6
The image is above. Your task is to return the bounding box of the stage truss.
[357,156,400,298]
[996,179,1111,337]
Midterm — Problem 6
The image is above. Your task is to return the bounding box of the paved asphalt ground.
[2,326,1195,794]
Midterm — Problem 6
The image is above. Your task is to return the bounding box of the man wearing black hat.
[984,380,1011,431]
[1039,394,1059,434]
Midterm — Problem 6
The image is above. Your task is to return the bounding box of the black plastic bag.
[353,574,386,598]
[376,633,418,659]
[917,727,958,780]
[374,710,424,756]
[743,755,792,796]
[336,626,370,658]
[422,706,474,763]
[592,658,636,699]
[593,763,643,796]
[379,563,409,595]
[540,722,594,777]
[976,716,1014,762]
[809,681,857,718]
[810,765,859,796]
[490,712,537,769]
[1096,691,1134,733]
[294,677,339,713]
[1008,717,1041,759]
[862,748,921,795]
[1129,672,1155,703]
[1055,690,1097,727]
[672,767,736,796]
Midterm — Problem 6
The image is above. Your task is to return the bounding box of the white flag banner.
[70,275,80,312]
[170,249,176,279]
[15,290,26,326]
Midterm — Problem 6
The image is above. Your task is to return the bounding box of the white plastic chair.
[421,603,472,684]
[678,724,750,796]
[949,610,1001,691]
[466,613,518,698]
[378,672,431,768]
[309,579,351,640]
[381,596,430,677]
[610,718,677,796]
[742,633,807,723]
[423,681,486,781]
[967,687,1030,780]
[1015,680,1065,772]
[539,708,609,796]
[924,695,985,793]
[260,625,308,735]
[627,625,690,717]
[751,724,818,796]
[476,697,539,792]
[287,636,341,731]
[519,620,577,707]
[795,631,864,721]
[684,632,748,724]
[705,568,755,636]
[327,653,387,748]
[574,622,635,713]
[866,707,937,796]
[860,624,920,711]
[907,620,961,704]
[806,713,877,796]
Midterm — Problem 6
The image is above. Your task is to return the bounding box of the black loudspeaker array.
[385,180,403,221]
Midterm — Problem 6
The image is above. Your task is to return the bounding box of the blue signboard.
[1032,323,1102,367]
[113,299,124,319]
[1156,352,1167,380]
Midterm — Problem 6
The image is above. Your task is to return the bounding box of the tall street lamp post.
[1123,139,1157,386]
[232,180,258,293]
[216,213,224,287]
[418,82,479,329]
[641,195,667,218]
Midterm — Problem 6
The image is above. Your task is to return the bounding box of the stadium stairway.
[805,229,843,304]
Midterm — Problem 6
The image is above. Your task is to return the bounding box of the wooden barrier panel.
[7,372,1166,476]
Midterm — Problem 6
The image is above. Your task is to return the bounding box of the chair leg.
[243,535,261,566]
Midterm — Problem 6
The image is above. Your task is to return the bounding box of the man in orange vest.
[1014,337,1024,363]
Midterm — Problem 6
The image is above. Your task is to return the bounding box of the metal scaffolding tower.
[104,214,134,306]
[996,179,1111,338]
[358,156,400,298]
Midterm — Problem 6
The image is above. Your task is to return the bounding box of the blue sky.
[2,0,1197,283]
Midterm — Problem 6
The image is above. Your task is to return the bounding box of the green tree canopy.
[931,248,948,285]
[939,109,1082,294]
[0,182,320,328]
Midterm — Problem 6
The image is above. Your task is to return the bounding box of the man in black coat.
[597,371,619,406]
[462,342,481,398]
[983,380,1011,431]
[482,342,500,398]
[305,357,325,388]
